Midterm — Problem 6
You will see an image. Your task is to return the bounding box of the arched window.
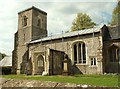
[36,55,44,74]
[22,16,27,27]
[109,45,119,62]
[73,42,86,64]
[37,19,41,27]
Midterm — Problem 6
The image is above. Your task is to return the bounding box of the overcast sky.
[0,0,117,55]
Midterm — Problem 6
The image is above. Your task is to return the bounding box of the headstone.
[63,54,68,75]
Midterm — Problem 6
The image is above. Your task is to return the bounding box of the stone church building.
[12,6,120,75]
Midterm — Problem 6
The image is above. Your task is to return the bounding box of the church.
[12,6,120,75]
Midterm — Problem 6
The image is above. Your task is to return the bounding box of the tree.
[71,13,96,31]
[2,53,6,58]
[111,1,120,26]
[0,52,7,61]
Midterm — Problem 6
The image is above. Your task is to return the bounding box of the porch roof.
[0,56,12,67]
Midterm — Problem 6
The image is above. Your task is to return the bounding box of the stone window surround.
[71,40,87,65]
[37,16,43,28]
[37,19,42,27]
[90,56,97,66]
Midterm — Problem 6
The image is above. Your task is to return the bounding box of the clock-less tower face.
[18,7,47,45]
[32,8,47,40]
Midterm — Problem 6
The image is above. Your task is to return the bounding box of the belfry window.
[22,16,27,27]
[109,45,119,62]
[37,19,41,27]
[73,42,86,64]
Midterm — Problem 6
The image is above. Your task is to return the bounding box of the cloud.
[0,1,117,55]
[18,0,117,2]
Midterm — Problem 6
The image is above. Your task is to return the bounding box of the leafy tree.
[111,1,120,26]
[71,13,96,31]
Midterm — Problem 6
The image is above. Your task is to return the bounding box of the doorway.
[37,55,44,75]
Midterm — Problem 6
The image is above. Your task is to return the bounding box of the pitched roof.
[0,56,12,67]
[29,23,105,44]
[108,25,120,40]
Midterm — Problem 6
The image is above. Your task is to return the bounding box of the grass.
[1,74,119,87]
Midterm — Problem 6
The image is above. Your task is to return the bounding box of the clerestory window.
[73,42,86,64]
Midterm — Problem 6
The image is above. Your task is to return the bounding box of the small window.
[37,19,41,26]
[23,33,25,42]
[91,57,97,66]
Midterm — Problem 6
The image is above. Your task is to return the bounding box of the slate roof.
[0,56,12,67]
[108,25,120,40]
[30,23,105,44]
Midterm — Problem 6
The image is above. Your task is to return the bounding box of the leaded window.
[91,57,97,66]
[73,42,86,64]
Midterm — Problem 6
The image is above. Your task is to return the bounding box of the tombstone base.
[62,71,68,75]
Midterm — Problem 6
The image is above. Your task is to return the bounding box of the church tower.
[12,6,47,74]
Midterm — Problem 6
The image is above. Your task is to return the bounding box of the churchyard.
[1,74,119,87]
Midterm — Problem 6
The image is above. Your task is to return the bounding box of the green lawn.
[1,74,119,87]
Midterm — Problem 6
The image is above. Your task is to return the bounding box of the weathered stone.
[12,6,120,76]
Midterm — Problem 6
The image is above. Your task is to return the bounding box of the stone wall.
[32,9,47,40]
[49,49,64,75]
[12,32,18,74]
[28,45,65,75]
[29,33,103,74]
[2,78,119,88]
[29,45,46,75]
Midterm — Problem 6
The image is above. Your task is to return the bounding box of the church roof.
[0,56,12,67]
[30,24,105,44]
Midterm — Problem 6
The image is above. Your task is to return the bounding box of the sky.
[0,0,118,55]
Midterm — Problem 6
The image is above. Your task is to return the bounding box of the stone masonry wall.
[29,33,103,74]
[49,49,64,75]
